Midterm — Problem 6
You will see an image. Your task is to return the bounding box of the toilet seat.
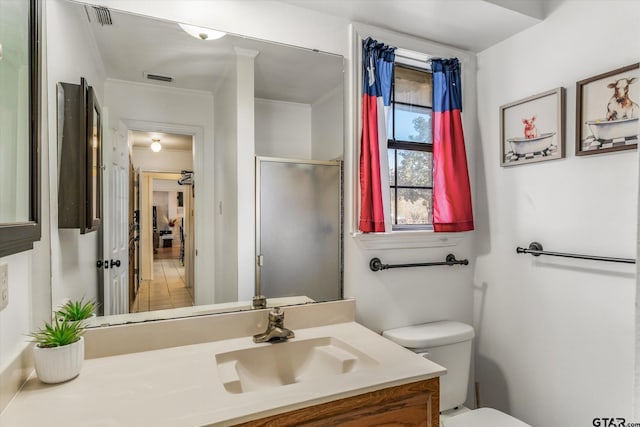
[441,408,531,427]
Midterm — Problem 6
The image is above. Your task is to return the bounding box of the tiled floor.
[131,246,194,313]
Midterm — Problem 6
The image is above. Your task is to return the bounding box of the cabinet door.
[237,378,439,427]
[305,393,433,427]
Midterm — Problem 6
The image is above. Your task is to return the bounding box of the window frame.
[388,62,434,231]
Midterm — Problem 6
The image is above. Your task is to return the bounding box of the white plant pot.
[33,336,84,384]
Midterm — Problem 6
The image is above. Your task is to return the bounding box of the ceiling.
[279,0,546,52]
[78,0,545,108]
[82,4,343,104]
[130,131,193,152]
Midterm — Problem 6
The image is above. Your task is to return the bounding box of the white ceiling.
[131,131,192,152]
[280,0,545,52]
[82,5,343,104]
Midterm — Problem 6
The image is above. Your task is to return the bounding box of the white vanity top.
[0,321,444,426]
[0,322,445,427]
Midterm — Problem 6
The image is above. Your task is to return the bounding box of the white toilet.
[383,321,531,427]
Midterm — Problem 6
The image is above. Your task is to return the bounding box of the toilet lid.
[442,408,531,427]
[383,321,474,349]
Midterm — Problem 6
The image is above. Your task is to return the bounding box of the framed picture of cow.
[500,87,565,167]
[576,63,640,156]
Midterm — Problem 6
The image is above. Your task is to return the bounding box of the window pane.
[394,104,432,143]
[396,189,432,225]
[397,150,432,187]
[390,188,396,224]
[395,66,432,107]
[388,149,395,183]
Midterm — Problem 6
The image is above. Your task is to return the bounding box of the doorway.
[100,121,201,317]
[132,171,194,312]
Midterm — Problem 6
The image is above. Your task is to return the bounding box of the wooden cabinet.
[57,78,102,234]
[236,378,439,427]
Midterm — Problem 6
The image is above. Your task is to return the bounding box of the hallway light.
[178,23,226,41]
[150,138,162,153]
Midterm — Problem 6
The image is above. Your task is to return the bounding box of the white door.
[101,112,130,315]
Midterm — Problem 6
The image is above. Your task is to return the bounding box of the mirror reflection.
[0,0,31,224]
[49,0,344,326]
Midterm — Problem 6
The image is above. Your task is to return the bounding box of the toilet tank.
[383,321,474,412]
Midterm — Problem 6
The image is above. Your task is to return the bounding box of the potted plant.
[30,316,85,384]
[57,297,98,323]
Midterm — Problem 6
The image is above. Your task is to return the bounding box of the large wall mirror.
[0,0,41,257]
[48,0,344,326]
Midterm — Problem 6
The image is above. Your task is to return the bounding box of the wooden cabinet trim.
[235,378,439,426]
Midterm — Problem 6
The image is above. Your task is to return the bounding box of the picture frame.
[576,63,639,156]
[500,87,565,167]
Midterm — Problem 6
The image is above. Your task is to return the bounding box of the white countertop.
[0,322,445,426]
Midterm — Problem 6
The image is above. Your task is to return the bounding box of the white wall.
[47,0,107,309]
[312,85,344,160]
[255,98,312,159]
[474,1,639,425]
[235,50,258,302]
[214,58,238,304]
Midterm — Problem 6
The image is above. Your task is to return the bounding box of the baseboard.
[0,343,33,414]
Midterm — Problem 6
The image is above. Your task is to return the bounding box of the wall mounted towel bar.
[516,242,635,264]
[369,254,469,272]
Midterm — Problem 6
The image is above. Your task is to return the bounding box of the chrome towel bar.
[516,242,635,264]
[369,254,469,272]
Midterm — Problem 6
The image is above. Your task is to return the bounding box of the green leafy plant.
[30,317,83,348]
[58,298,97,322]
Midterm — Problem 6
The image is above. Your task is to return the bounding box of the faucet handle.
[269,307,284,324]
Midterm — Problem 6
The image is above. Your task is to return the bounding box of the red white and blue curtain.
[359,37,395,233]
[431,58,474,232]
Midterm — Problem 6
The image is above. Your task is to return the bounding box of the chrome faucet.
[253,307,295,343]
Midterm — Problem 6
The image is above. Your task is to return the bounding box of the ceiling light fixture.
[150,138,162,153]
[178,23,226,41]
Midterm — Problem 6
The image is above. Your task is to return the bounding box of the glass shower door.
[256,157,342,302]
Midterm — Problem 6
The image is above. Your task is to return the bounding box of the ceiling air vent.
[92,6,113,26]
[144,72,174,83]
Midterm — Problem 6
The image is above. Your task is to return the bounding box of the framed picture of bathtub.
[500,87,565,167]
[576,63,639,156]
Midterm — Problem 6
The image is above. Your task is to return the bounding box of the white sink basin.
[215,337,379,393]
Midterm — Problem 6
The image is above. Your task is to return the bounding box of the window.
[387,64,433,229]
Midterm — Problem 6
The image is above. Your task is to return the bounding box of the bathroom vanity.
[0,301,443,426]
[237,378,439,426]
